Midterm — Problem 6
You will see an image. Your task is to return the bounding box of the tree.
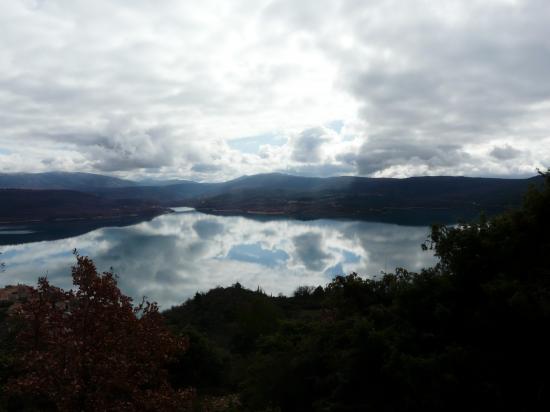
[7,253,191,411]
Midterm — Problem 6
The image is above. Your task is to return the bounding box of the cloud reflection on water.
[0,212,435,309]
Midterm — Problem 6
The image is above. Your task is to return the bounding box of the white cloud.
[0,0,549,179]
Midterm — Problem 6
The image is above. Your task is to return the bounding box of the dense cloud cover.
[1,0,549,180]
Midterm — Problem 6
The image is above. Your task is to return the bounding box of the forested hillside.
[0,189,167,223]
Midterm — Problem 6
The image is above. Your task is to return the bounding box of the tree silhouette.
[7,253,191,411]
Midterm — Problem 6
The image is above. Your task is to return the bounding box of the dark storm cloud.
[490,145,523,160]
[43,123,178,172]
[291,127,330,163]
[339,140,471,175]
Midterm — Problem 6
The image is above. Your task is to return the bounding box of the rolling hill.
[183,174,544,224]
[0,172,137,191]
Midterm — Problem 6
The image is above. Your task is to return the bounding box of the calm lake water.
[0,210,436,309]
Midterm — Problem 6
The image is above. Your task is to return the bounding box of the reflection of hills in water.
[0,207,201,246]
[0,215,160,246]
[0,211,435,309]
[0,205,451,247]
[199,207,470,226]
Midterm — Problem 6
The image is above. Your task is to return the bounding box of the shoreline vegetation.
[0,170,548,410]
[0,188,170,225]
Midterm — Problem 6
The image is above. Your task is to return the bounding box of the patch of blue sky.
[325,119,344,134]
[228,132,287,154]
[0,148,11,155]
[325,262,345,277]
[226,243,289,267]
[342,250,361,263]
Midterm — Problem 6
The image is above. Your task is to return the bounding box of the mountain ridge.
[0,170,539,192]
[0,171,544,226]
[0,172,138,190]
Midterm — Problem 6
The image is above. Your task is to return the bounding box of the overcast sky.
[1,0,549,181]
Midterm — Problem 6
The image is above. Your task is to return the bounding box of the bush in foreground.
[6,254,191,411]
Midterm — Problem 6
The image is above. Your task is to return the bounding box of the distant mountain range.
[0,172,138,191]
[0,172,544,225]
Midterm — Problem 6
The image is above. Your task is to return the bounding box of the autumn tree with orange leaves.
[7,253,191,411]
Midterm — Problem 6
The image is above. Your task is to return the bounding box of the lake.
[0,210,437,309]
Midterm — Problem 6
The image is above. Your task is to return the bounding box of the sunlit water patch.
[0,212,436,309]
